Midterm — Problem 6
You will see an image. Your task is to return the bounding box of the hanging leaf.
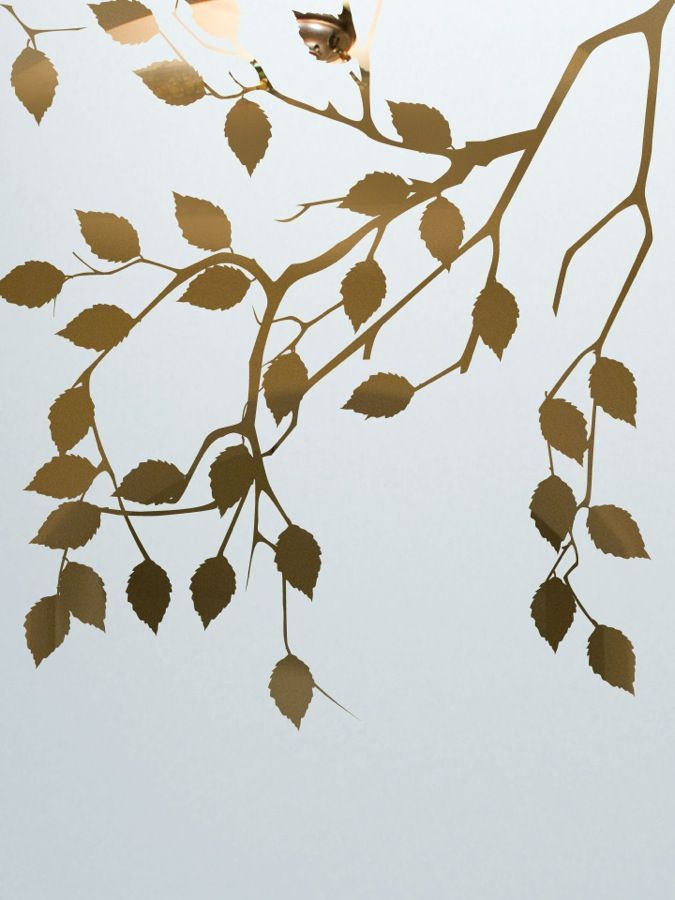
[263,352,309,424]
[187,0,240,39]
[587,505,649,559]
[32,501,101,550]
[340,172,410,216]
[190,555,236,628]
[135,60,205,106]
[58,561,106,630]
[419,197,465,268]
[209,445,255,515]
[388,101,452,152]
[26,454,99,499]
[0,261,66,308]
[269,653,314,729]
[173,193,232,251]
[76,211,141,263]
[340,259,387,330]
[11,47,58,124]
[472,281,519,359]
[178,265,250,310]
[57,304,134,351]
[589,357,637,426]
[539,397,588,464]
[225,97,272,175]
[587,625,635,694]
[343,373,415,419]
[89,0,158,43]
[49,386,94,453]
[126,559,172,632]
[529,475,577,551]
[531,577,576,652]
[115,460,185,505]
[24,595,70,666]
[275,524,321,598]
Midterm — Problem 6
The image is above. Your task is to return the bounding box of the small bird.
[293,3,356,62]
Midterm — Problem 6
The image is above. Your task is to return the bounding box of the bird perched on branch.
[294,3,357,62]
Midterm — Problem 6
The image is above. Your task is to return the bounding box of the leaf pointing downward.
[588,625,635,694]
[340,259,387,330]
[209,445,254,514]
[225,98,272,175]
[49,386,94,453]
[587,505,649,559]
[263,352,309,424]
[589,357,637,425]
[275,525,321,598]
[173,193,232,251]
[126,559,172,632]
[269,654,314,728]
[76,211,141,263]
[89,0,159,44]
[11,47,58,123]
[58,561,106,630]
[539,397,588,464]
[187,0,240,39]
[419,197,465,268]
[529,475,577,551]
[472,281,519,359]
[531,577,576,652]
[25,595,70,666]
[190,556,236,628]
[343,373,415,419]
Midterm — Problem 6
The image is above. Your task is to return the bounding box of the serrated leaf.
[225,98,272,175]
[472,280,519,359]
[388,101,452,152]
[340,259,386,330]
[589,357,637,425]
[49,386,94,453]
[529,475,577,551]
[116,460,185,504]
[27,454,99,499]
[587,505,649,559]
[126,559,171,632]
[135,60,205,106]
[588,625,635,694]
[11,47,58,123]
[76,211,141,263]
[190,555,236,628]
[89,0,158,43]
[340,172,410,216]
[187,0,240,39]
[173,193,232,250]
[209,445,254,515]
[263,352,308,424]
[178,265,250,310]
[531,577,576,652]
[539,398,588,464]
[269,653,314,728]
[0,261,66,308]
[24,595,70,666]
[275,525,321,598]
[343,372,415,419]
[57,303,134,351]
[58,561,106,630]
[32,501,101,550]
[419,197,465,268]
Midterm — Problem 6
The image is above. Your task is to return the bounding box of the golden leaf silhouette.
[341,259,387,330]
[587,505,649,559]
[388,101,452,152]
[419,197,465,268]
[340,172,410,216]
[0,261,65,308]
[209,445,255,514]
[275,525,321,598]
[27,454,99,499]
[32,501,101,550]
[190,555,236,628]
[135,60,205,106]
[57,303,134,351]
[76,211,141,263]
[24,595,70,666]
[173,193,232,251]
[539,397,588,464]
[588,625,635,694]
[58,561,106,630]
[115,460,185,505]
[269,653,314,728]
[472,281,519,359]
[126,559,172,632]
[178,265,250,310]
[589,357,637,426]
[49,386,94,453]
[187,0,240,40]
[11,47,58,124]
[529,475,577,551]
[531,577,576,652]
[225,97,272,175]
[263,352,309,424]
[343,372,415,419]
[89,0,158,44]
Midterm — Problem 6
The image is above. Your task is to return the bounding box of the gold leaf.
[32,501,101,550]
[190,555,236,628]
[275,524,321,598]
[529,475,577,551]
[173,193,232,251]
[587,505,649,559]
[49,386,94,453]
[340,172,410,216]
[472,281,519,359]
[116,460,185,505]
[225,97,272,175]
[269,654,314,729]
[58,561,106,630]
[89,0,158,44]
[589,357,637,426]
[135,60,205,106]
[419,197,465,268]
[25,595,70,666]
[343,372,415,419]
[539,398,588,464]
[263,352,309,424]
[209,445,255,514]
[57,303,134,351]
[178,265,250,310]
[0,261,65,308]
[531,577,576,652]
[388,101,452,152]
[76,211,141,263]
[340,259,386,331]
[588,625,635,694]
[26,454,99,499]
[187,0,240,40]
[126,559,171,632]
[11,47,58,124]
